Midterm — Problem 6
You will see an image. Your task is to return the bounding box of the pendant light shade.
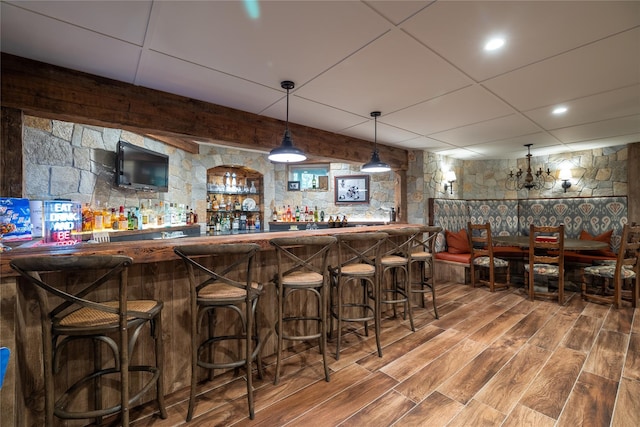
[269,80,306,163]
[361,111,391,173]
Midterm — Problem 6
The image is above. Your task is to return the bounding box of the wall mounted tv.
[116,141,169,192]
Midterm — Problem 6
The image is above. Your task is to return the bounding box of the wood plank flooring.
[130,282,640,427]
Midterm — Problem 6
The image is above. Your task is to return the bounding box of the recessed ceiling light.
[484,37,505,51]
[552,106,568,115]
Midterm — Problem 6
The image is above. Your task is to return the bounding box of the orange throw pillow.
[445,229,470,254]
[579,229,615,257]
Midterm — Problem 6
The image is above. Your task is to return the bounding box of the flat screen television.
[116,141,169,192]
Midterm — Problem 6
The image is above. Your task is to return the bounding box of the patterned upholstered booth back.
[430,197,628,253]
[517,197,627,252]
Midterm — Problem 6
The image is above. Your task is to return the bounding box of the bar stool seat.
[174,243,263,421]
[270,236,337,385]
[10,255,167,426]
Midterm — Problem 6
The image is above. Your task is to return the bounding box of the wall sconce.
[444,170,457,194]
[559,167,572,192]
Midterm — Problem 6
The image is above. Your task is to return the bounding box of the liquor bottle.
[304,206,309,222]
[212,195,219,211]
[82,203,93,232]
[272,208,278,222]
[314,206,319,222]
[286,205,292,222]
[328,216,334,228]
[93,203,103,231]
[118,206,128,230]
[140,203,149,226]
[219,197,226,211]
[234,198,241,211]
[111,208,119,229]
[255,215,261,230]
[342,215,348,227]
[156,202,165,226]
[103,206,111,229]
[312,175,317,189]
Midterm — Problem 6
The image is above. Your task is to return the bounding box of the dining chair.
[581,224,640,308]
[467,222,510,292]
[524,224,565,304]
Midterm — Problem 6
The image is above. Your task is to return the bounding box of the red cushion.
[579,229,616,257]
[445,229,470,254]
[435,252,471,264]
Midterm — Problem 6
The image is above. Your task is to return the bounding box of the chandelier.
[506,144,554,191]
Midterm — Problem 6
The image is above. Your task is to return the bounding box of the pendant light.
[268,80,306,163]
[361,111,391,173]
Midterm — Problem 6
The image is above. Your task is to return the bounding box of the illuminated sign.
[43,201,81,245]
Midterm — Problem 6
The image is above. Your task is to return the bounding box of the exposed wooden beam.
[1,53,408,169]
[1,107,23,197]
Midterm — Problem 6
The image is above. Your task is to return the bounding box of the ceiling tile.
[385,85,514,135]
[483,28,640,111]
[550,114,640,143]
[402,1,640,81]
[429,114,542,146]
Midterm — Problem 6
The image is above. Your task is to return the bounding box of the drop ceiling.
[1,0,639,159]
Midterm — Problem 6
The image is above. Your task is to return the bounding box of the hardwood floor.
[130,282,640,427]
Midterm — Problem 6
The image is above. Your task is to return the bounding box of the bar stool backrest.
[270,236,337,281]
[334,232,389,270]
[10,255,134,326]
[383,227,422,259]
[410,226,441,255]
[174,243,261,298]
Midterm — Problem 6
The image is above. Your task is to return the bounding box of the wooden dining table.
[493,235,609,251]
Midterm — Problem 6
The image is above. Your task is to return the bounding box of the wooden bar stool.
[329,231,388,360]
[408,225,441,318]
[174,243,263,421]
[380,227,420,331]
[10,255,167,426]
[269,236,337,385]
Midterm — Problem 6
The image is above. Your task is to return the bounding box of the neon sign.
[43,201,81,245]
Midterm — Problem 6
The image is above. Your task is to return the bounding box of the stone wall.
[21,117,399,228]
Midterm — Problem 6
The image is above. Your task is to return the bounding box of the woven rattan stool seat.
[58,300,160,327]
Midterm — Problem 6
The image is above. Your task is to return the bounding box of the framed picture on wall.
[287,181,300,191]
[335,175,369,204]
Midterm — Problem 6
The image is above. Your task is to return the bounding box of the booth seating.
[429,196,627,284]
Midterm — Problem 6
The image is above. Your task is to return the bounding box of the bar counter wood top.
[0,223,407,277]
[0,223,418,426]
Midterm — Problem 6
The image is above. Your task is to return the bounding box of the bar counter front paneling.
[0,223,417,426]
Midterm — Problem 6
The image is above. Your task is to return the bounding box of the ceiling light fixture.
[361,111,391,173]
[552,106,568,115]
[505,144,554,191]
[268,80,306,163]
[484,37,505,51]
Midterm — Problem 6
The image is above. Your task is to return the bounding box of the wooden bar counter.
[0,223,415,426]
